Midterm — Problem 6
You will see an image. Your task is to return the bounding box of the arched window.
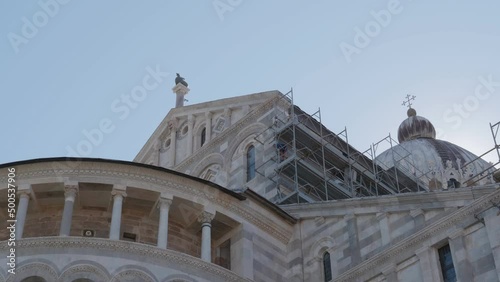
[201,127,206,147]
[246,145,256,182]
[323,251,332,282]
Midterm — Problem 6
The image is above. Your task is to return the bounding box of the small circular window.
[181,125,189,135]
[164,139,171,148]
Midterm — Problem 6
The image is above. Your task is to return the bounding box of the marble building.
[1,81,499,282]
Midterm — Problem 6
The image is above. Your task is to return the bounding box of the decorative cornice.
[333,188,500,281]
[0,162,293,244]
[1,237,252,282]
[283,186,499,217]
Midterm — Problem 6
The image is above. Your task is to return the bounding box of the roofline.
[134,90,283,162]
[0,157,245,200]
[1,157,298,223]
[243,188,297,224]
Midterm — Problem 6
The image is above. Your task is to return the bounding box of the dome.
[376,108,495,190]
[397,108,436,142]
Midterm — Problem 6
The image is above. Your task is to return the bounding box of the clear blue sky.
[1,0,499,166]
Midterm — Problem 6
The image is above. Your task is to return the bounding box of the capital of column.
[188,115,195,125]
[205,111,212,119]
[168,119,178,131]
[343,213,355,221]
[381,263,397,276]
[376,212,388,221]
[158,198,173,209]
[172,83,190,95]
[198,211,215,224]
[111,189,127,199]
[410,208,424,218]
[64,185,78,202]
[448,229,464,240]
[17,189,31,199]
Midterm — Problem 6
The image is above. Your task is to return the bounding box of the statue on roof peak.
[175,73,188,87]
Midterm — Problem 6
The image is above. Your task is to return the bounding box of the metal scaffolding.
[461,121,500,186]
[255,90,417,204]
[254,90,499,204]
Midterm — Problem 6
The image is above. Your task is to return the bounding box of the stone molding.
[1,237,252,282]
[1,161,293,244]
[333,188,500,281]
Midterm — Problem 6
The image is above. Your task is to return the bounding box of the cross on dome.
[402,94,416,109]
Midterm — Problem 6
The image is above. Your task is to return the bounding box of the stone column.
[410,208,425,228]
[416,246,442,282]
[483,208,500,277]
[449,230,473,282]
[168,120,177,168]
[157,197,173,249]
[230,224,254,279]
[109,188,127,240]
[15,189,31,239]
[172,83,190,108]
[224,108,232,129]
[205,112,212,142]
[376,212,391,246]
[59,184,78,236]
[198,211,215,262]
[344,213,361,265]
[187,115,194,156]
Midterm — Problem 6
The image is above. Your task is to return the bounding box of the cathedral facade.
[1,85,499,281]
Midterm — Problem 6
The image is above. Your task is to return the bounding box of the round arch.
[223,123,268,170]
[110,266,158,282]
[191,153,224,177]
[309,236,336,260]
[58,261,110,282]
[6,261,58,282]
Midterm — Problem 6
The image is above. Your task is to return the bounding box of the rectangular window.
[246,146,256,182]
[323,252,332,282]
[215,239,231,270]
[122,232,137,242]
[438,244,457,282]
